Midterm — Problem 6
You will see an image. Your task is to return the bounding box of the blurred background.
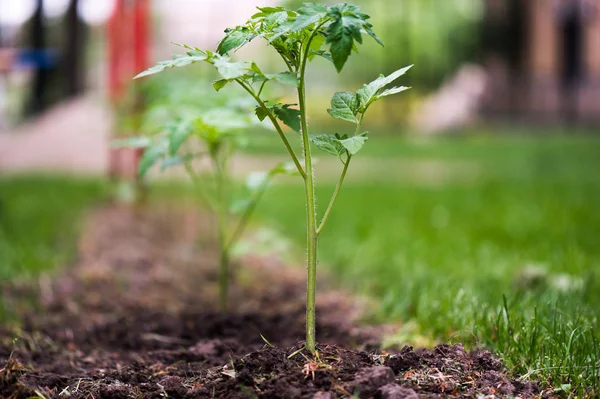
[0,0,599,394]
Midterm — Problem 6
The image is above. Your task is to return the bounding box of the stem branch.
[184,161,220,213]
[316,154,351,236]
[236,79,306,180]
[225,176,271,251]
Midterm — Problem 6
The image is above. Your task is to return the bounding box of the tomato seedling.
[115,79,295,311]
[135,3,412,352]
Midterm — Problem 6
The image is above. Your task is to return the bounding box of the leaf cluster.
[113,96,259,178]
[311,65,412,158]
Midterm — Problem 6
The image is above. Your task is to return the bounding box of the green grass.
[1,134,598,396]
[0,176,107,318]
[253,134,600,397]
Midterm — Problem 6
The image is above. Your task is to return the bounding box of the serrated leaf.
[217,29,256,55]
[309,50,333,63]
[269,160,300,176]
[253,6,285,16]
[272,104,301,133]
[134,52,208,79]
[309,134,345,156]
[365,26,384,46]
[327,92,359,123]
[255,106,268,122]
[138,140,168,177]
[111,136,151,148]
[291,3,328,32]
[326,24,354,72]
[357,65,413,110]
[378,86,411,98]
[213,56,253,80]
[326,6,365,72]
[213,79,229,91]
[339,132,368,155]
[267,71,298,87]
[167,122,192,154]
[270,3,327,42]
[160,154,194,171]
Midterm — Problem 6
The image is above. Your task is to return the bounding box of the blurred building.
[482,0,600,125]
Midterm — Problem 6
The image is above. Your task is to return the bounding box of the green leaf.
[309,134,345,156]
[365,26,384,46]
[339,132,368,155]
[213,56,253,80]
[160,154,194,171]
[326,5,365,72]
[111,136,151,148]
[213,79,229,91]
[357,65,413,110]
[378,86,411,98]
[272,104,301,133]
[138,140,168,177]
[217,29,256,55]
[167,121,192,154]
[269,160,300,176]
[134,51,208,79]
[327,92,359,123]
[253,6,286,16]
[292,3,328,30]
[266,71,299,87]
[269,3,328,42]
[255,106,268,121]
[309,50,333,63]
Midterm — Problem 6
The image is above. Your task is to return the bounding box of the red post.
[133,0,150,73]
[106,0,152,180]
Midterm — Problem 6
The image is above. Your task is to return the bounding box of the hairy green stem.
[236,79,306,180]
[299,27,323,354]
[316,154,351,236]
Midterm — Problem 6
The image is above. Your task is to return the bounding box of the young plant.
[115,81,295,311]
[135,3,412,353]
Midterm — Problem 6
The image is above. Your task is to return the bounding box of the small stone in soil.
[378,384,419,399]
[352,366,395,398]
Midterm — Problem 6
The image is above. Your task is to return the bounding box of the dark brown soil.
[1,205,542,398]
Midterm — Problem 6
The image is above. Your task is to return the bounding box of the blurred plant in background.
[115,70,296,311]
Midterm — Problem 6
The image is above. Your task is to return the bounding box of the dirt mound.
[0,205,541,398]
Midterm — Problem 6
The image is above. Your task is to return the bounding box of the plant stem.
[225,176,271,251]
[316,154,351,236]
[298,28,322,354]
[184,161,220,213]
[236,79,306,180]
[316,113,363,235]
[212,152,229,312]
[218,242,229,312]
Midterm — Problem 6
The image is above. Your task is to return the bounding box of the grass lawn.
[0,176,107,317]
[0,133,598,396]
[252,133,600,396]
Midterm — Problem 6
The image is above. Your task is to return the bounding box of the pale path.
[0,95,111,174]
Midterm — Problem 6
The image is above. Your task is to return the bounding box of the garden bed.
[1,205,541,398]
